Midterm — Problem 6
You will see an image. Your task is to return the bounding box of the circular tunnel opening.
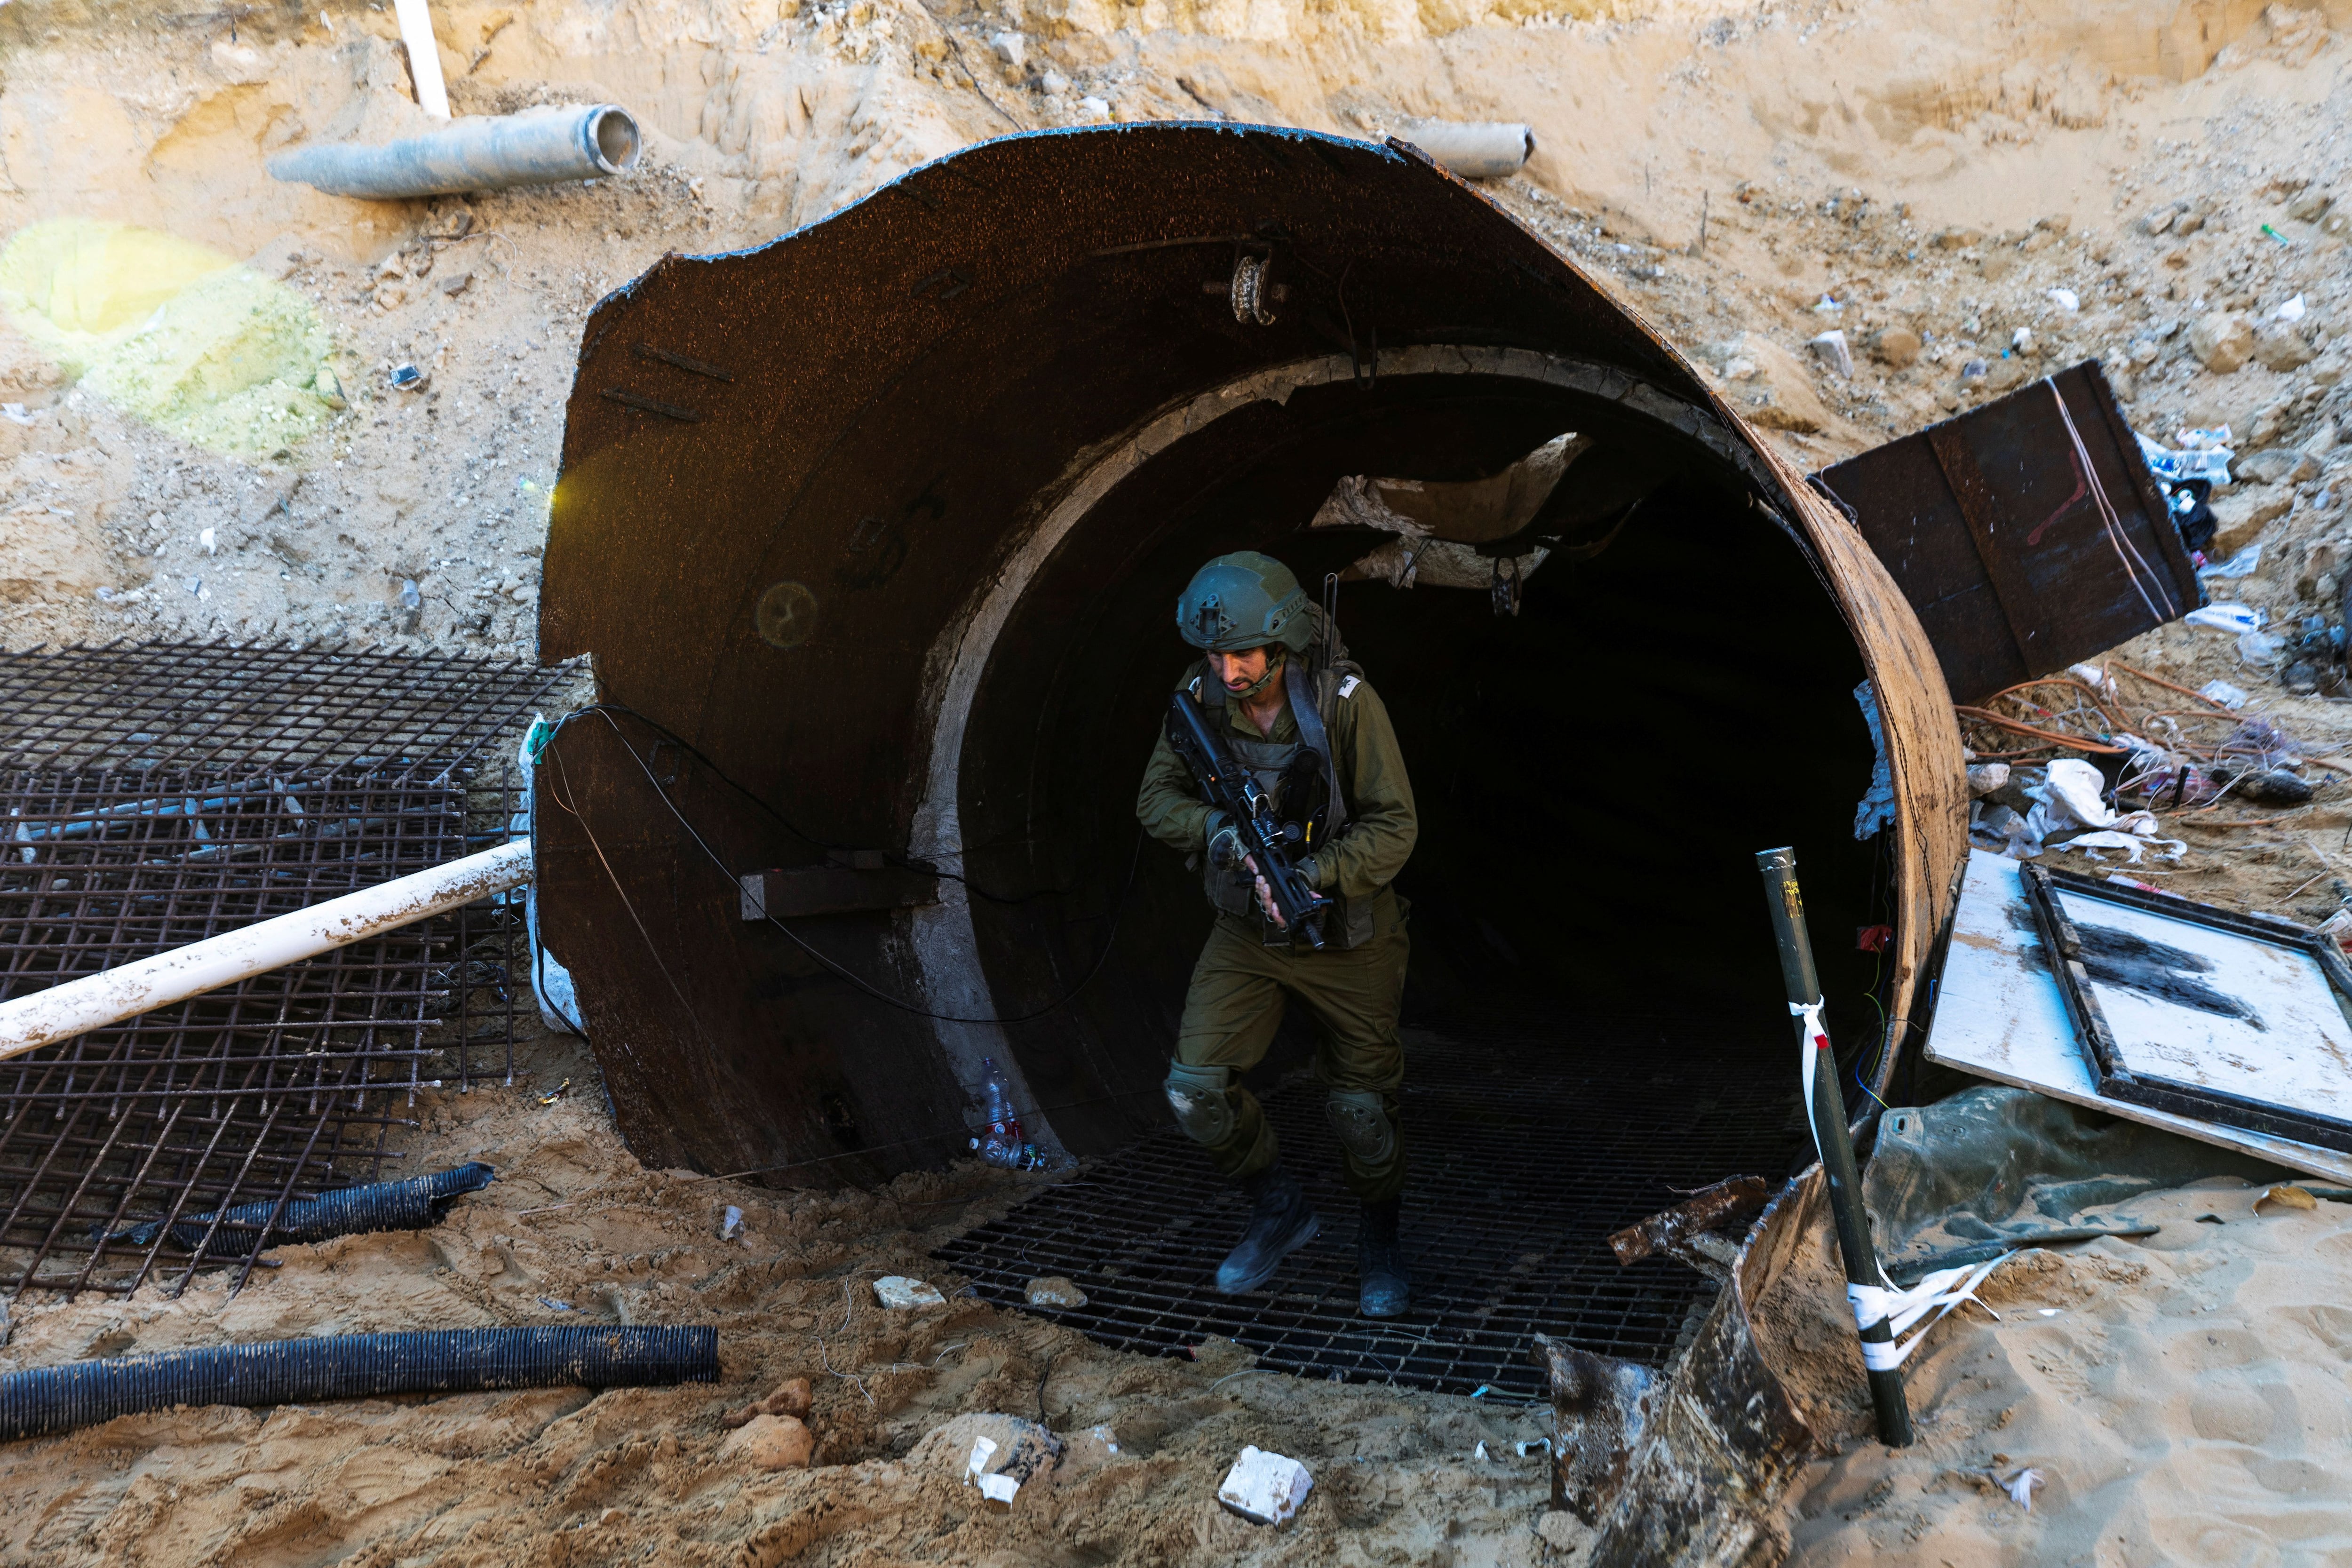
[950,358,1884,1150]
[922,354,1893,1382]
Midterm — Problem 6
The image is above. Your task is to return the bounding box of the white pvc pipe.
[1400,120,1536,181]
[0,839,532,1063]
[395,0,452,119]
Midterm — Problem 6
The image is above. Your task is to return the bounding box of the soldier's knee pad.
[1326,1088,1397,1168]
[1164,1061,1235,1146]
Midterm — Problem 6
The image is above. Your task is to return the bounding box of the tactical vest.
[1190,653,1380,950]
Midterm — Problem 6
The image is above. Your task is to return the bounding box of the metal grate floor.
[936,1008,1808,1399]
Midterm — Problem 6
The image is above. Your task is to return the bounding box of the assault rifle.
[1165,691,1333,950]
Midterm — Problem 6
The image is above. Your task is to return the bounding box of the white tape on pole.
[1790,997,1833,1166]
[0,839,531,1061]
[1845,1253,2014,1370]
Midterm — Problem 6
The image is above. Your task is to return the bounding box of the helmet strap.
[1219,648,1286,705]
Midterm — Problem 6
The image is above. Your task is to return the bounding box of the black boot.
[1215,1160,1320,1294]
[1358,1198,1410,1319]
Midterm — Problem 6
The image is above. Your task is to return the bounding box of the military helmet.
[1176,551,1312,653]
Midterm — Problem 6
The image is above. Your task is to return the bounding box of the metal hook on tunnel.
[1228,251,1280,326]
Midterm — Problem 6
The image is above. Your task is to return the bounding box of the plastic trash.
[966,1437,1021,1504]
[1217,1446,1314,1526]
[953,1415,1064,1503]
[720,1205,743,1241]
[2276,294,2308,323]
[2137,430,2235,485]
[2198,542,2263,579]
[2047,287,2080,312]
[2031,757,2124,835]
[873,1275,946,1309]
[199,527,217,555]
[1809,329,1853,378]
[2199,679,2249,708]
[2053,829,2185,864]
[390,364,425,391]
[970,1057,1046,1170]
[2185,603,2264,635]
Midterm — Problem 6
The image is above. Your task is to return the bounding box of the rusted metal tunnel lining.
[538,124,1966,1194]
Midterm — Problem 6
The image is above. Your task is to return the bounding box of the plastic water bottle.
[973,1058,1024,1169]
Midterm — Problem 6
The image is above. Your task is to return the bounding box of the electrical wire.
[539,705,1144,1027]
[549,701,1084,908]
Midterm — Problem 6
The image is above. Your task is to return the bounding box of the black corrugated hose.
[101,1162,498,1255]
[0,1326,718,1441]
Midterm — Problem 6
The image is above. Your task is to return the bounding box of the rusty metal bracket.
[599,387,702,422]
[633,342,735,382]
[1533,1335,1655,1524]
[911,266,973,301]
[1606,1174,1771,1280]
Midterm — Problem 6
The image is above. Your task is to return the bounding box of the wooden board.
[1924,849,2352,1184]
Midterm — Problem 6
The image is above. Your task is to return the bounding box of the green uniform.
[1136,659,1419,1201]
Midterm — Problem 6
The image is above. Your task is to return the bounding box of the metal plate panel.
[1813,361,2201,705]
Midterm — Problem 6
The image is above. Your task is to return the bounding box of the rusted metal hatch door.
[1812,360,2201,706]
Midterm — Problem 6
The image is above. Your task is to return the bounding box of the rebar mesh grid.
[936,1009,1809,1399]
[0,642,564,776]
[0,644,565,1299]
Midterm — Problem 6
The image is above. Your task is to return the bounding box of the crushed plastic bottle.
[971,1058,1034,1169]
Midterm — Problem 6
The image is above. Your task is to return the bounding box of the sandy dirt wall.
[3,0,2352,661]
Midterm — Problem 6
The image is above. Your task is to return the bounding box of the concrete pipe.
[531,125,1966,1190]
[0,838,531,1060]
[1398,119,1536,180]
[268,105,641,200]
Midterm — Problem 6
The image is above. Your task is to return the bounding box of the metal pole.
[1755,845,1913,1448]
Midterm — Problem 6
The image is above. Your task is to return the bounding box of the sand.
[1775,1178,2352,1567]
[6,0,2352,1561]
[0,1023,1560,1566]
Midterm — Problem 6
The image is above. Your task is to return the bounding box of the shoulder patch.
[1338,675,1361,699]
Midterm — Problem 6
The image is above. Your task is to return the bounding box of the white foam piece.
[1217,1445,1313,1526]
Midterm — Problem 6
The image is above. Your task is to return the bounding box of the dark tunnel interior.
[949,369,1887,1158]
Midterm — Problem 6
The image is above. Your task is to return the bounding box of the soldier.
[1135,551,1419,1318]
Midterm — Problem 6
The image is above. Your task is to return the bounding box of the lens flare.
[0,218,341,458]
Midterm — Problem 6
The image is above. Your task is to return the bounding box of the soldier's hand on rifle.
[1239,855,1287,928]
